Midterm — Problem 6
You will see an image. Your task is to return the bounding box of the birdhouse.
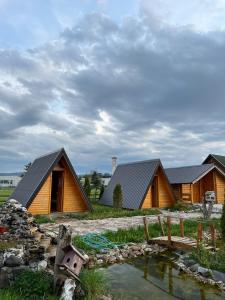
[59,244,87,278]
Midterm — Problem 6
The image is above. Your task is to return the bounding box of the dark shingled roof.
[203,154,225,168]
[100,159,165,209]
[10,148,91,210]
[165,164,214,184]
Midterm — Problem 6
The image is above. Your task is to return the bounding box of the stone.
[182,258,197,268]
[197,266,212,277]
[4,255,23,267]
[37,260,48,271]
[189,263,200,272]
[212,270,225,282]
[12,266,28,277]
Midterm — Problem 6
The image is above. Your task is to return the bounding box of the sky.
[1,0,225,173]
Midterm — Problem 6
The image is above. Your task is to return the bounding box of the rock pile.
[0,199,54,287]
[88,243,165,268]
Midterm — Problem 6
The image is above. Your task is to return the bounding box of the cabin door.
[152,176,159,207]
[51,171,64,212]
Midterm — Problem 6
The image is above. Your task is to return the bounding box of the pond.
[102,253,225,300]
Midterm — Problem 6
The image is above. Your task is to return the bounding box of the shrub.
[221,199,225,241]
[113,184,123,209]
[84,176,91,198]
[11,270,55,300]
[80,269,108,300]
[169,201,193,212]
[34,215,54,224]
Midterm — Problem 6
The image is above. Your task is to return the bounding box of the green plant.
[0,290,20,300]
[191,245,225,272]
[84,176,91,198]
[113,184,123,209]
[34,215,55,224]
[221,198,225,241]
[169,201,193,212]
[11,270,55,300]
[80,269,108,300]
[99,184,104,199]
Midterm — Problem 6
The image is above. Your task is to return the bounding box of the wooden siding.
[142,167,174,209]
[157,168,174,208]
[142,186,152,208]
[28,174,52,214]
[215,171,225,204]
[62,159,88,213]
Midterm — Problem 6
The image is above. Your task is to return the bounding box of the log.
[54,225,72,293]
[143,217,150,242]
[158,215,165,236]
[167,216,171,245]
[197,223,203,249]
[180,218,184,238]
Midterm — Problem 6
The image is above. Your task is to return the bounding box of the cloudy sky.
[1,0,225,173]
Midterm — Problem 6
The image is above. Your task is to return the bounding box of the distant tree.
[221,193,225,241]
[99,184,105,199]
[83,176,91,198]
[113,184,123,209]
[21,162,32,177]
[91,171,102,201]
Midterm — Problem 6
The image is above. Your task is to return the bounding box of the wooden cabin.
[10,148,91,215]
[165,164,225,204]
[100,159,175,209]
[203,154,225,174]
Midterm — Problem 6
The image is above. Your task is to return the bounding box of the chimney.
[112,156,117,174]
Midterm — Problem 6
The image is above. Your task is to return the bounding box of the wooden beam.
[158,215,165,236]
[167,216,171,245]
[143,217,150,242]
[197,223,203,249]
[180,218,184,238]
[210,224,216,248]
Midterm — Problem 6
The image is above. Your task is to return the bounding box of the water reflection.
[102,254,225,300]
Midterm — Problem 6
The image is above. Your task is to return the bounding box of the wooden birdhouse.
[59,244,87,278]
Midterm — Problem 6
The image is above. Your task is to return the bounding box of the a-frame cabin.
[10,148,91,215]
[100,159,175,209]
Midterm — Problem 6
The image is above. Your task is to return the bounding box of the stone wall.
[0,199,54,287]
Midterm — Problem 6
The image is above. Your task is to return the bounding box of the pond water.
[102,253,225,300]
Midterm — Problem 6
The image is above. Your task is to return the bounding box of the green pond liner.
[81,233,124,250]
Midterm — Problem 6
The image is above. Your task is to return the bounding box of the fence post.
[143,217,150,242]
[197,223,203,249]
[158,215,165,236]
[210,224,216,249]
[167,216,171,245]
[180,218,184,238]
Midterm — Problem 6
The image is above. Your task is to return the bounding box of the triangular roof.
[203,154,225,168]
[100,159,172,209]
[165,163,224,184]
[10,148,91,210]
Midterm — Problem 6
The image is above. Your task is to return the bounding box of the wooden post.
[210,224,216,248]
[158,215,165,236]
[167,216,171,245]
[197,223,203,249]
[180,218,184,238]
[143,217,150,242]
[54,225,72,292]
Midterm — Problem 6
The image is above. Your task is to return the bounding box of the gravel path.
[43,211,221,237]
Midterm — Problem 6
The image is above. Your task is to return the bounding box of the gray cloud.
[1,12,225,172]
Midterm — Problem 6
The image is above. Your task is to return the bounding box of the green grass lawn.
[0,188,14,205]
[67,203,161,220]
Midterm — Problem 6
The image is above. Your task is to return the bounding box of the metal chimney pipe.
[112,157,117,174]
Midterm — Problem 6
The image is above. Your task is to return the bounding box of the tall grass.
[80,269,108,300]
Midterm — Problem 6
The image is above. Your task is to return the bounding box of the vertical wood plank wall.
[157,167,174,208]
[142,167,174,209]
[28,174,52,214]
[215,171,225,203]
[142,186,152,208]
[62,161,88,212]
